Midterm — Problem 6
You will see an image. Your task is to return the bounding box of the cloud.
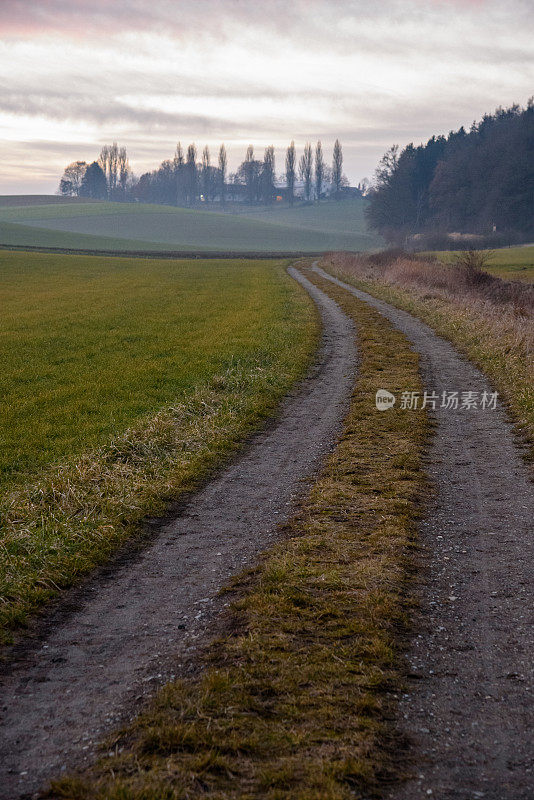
[2,0,532,41]
[1,0,533,192]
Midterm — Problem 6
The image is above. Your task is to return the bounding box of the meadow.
[0,219,177,253]
[0,250,316,636]
[0,196,382,253]
[234,196,371,232]
[0,250,315,489]
[431,245,534,283]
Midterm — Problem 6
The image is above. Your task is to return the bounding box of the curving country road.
[1,263,533,800]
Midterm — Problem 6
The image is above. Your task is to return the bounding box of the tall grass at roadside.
[323,251,534,454]
[50,269,429,800]
[0,253,317,642]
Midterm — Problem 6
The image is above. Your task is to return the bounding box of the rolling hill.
[0,197,382,254]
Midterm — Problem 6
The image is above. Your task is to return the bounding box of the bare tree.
[98,143,117,195]
[174,142,185,205]
[97,145,109,185]
[374,144,399,187]
[186,143,197,206]
[239,145,263,203]
[332,139,343,199]
[201,146,211,201]
[261,145,276,204]
[58,161,87,196]
[243,145,255,203]
[285,141,296,206]
[218,144,227,204]
[118,146,130,197]
[315,141,325,201]
[299,142,313,201]
[109,143,119,195]
[174,142,185,168]
[98,142,129,198]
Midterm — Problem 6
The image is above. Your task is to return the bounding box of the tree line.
[366,100,534,246]
[59,140,349,206]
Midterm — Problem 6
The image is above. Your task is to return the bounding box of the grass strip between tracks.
[51,269,429,800]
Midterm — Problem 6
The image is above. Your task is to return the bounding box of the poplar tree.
[218,144,227,204]
[332,139,343,199]
[285,141,296,206]
[299,142,313,201]
[315,141,325,200]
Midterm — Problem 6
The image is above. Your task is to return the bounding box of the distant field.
[0,250,313,490]
[432,246,534,283]
[0,197,382,253]
[0,195,101,207]
[0,219,181,252]
[232,197,371,232]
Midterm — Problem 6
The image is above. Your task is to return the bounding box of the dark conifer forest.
[366,101,534,246]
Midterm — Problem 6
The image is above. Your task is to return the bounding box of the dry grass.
[49,270,429,800]
[324,251,534,454]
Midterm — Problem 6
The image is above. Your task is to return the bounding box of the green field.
[1,249,317,636]
[0,195,101,207]
[0,250,313,490]
[229,197,371,232]
[0,196,382,253]
[432,245,534,283]
[0,219,181,252]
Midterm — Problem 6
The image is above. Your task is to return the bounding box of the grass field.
[0,251,314,489]
[234,197,371,233]
[431,245,534,283]
[0,250,317,637]
[0,195,101,207]
[0,197,382,253]
[0,219,181,252]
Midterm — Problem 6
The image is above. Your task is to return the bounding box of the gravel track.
[314,265,534,800]
[0,268,357,800]
[2,263,532,800]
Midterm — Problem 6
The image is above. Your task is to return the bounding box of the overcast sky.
[1,0,533,194]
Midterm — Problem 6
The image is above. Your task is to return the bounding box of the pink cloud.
[0,0,498,39]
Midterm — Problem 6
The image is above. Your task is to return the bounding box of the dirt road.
[314,265,534,800]
[0,269,357,799]
[2,264,533,799]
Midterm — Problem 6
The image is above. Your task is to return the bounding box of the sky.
[0,0,533,194]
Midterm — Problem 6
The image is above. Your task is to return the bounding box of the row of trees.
[366,100,534,244]
[59,143,133,200]
[59,140,347,206]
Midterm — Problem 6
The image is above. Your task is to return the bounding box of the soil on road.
[0,268,357,800]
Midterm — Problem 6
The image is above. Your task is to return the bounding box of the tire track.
[0,268,357,800]
[313,264,534,800]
